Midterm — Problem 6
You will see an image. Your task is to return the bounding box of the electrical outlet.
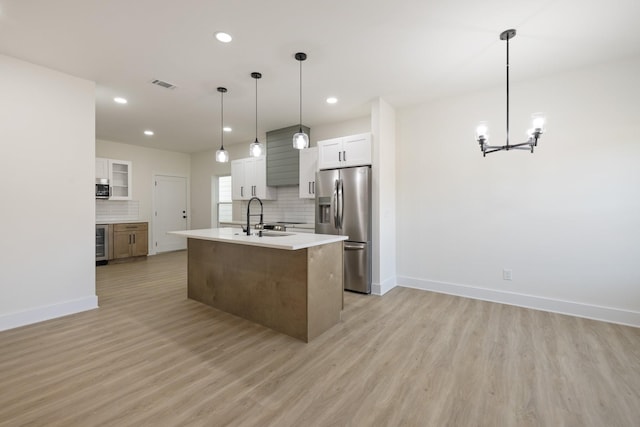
[503,269,513,281]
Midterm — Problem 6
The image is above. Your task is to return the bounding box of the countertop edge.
[169,228,347,251]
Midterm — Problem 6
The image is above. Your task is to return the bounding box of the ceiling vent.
[150,79,177,90]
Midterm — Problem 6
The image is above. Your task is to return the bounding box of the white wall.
[396,57,640,326]
[96,139,191,253]
[312,116,370,146]
[0,54,97,330]
[371,99,397,295]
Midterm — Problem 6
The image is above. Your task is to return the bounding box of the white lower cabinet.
[231,156,276,201]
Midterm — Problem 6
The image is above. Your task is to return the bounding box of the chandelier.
[476,29,546,157]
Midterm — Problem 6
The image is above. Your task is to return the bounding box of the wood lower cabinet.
[112,223,148,259]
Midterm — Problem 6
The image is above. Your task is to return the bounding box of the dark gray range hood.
[266,124,310,187]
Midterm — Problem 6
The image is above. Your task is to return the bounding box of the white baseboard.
[372,276,397,296]
[397,276,640,328]
[0,296,99,332]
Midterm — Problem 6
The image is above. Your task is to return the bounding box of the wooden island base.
[187,238,343,342]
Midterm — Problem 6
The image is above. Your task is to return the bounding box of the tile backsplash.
[236,186,315,223]
[96,199,140,222]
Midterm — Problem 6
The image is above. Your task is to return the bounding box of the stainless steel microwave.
[96,179,110,199]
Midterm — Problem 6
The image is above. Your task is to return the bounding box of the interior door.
[154,175,188,253]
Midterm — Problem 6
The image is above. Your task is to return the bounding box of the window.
[217,175,232,225]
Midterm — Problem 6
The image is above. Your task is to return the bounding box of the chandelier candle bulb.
[532,114,546,132]
[476,123,489,141]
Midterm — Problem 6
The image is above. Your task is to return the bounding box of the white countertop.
[170,228,347,251]
[219,220,315,230]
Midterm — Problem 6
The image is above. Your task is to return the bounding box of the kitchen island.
[169,228,347,342]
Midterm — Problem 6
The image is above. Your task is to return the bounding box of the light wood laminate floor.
[1,251,639,426]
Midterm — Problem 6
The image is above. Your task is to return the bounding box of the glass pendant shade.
[215,87,229,163]
[216,148,229,163]
[250,139,264,157]
[293,131,309,150]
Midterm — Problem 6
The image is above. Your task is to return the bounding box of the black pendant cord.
[220,90,224,150]
[506,34,510,148]
[250,72,263,144]
[294,53,307,134]
[216,87,227,151]
[299,58,303,132]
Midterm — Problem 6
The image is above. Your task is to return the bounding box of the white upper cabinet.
[95,157,109,180]
[299,146,318,199]
[231,156,276,201]
[251,156,276,199]
[317,133,372,170]
[96,157,132,200]
[317,137,342,170]
[109,159,132,200]
[342,133,372,167]
[231,159,246,200]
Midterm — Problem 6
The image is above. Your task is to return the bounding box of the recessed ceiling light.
[114,97,128,104]
[223,127,232,132]
[326,97,338,104]
[144,130,154,136]
[215,32,232,43]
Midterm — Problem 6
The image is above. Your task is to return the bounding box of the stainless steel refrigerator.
[315,166,372,293]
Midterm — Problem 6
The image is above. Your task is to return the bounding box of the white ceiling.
[1,0,639,153]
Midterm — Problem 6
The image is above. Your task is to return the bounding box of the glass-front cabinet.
[96,157,133,200]
[109,160,132,200]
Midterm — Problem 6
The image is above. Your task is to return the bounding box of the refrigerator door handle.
[338,178,344,229]
[344,243,366,251]
[333,179,339,228]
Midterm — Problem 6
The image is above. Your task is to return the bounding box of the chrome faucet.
[246,197,264,235]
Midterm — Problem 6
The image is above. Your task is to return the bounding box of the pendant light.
[475,29,546,156]
[215,87,229,163]
[249,72,265,157]
[293,52,309,149]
